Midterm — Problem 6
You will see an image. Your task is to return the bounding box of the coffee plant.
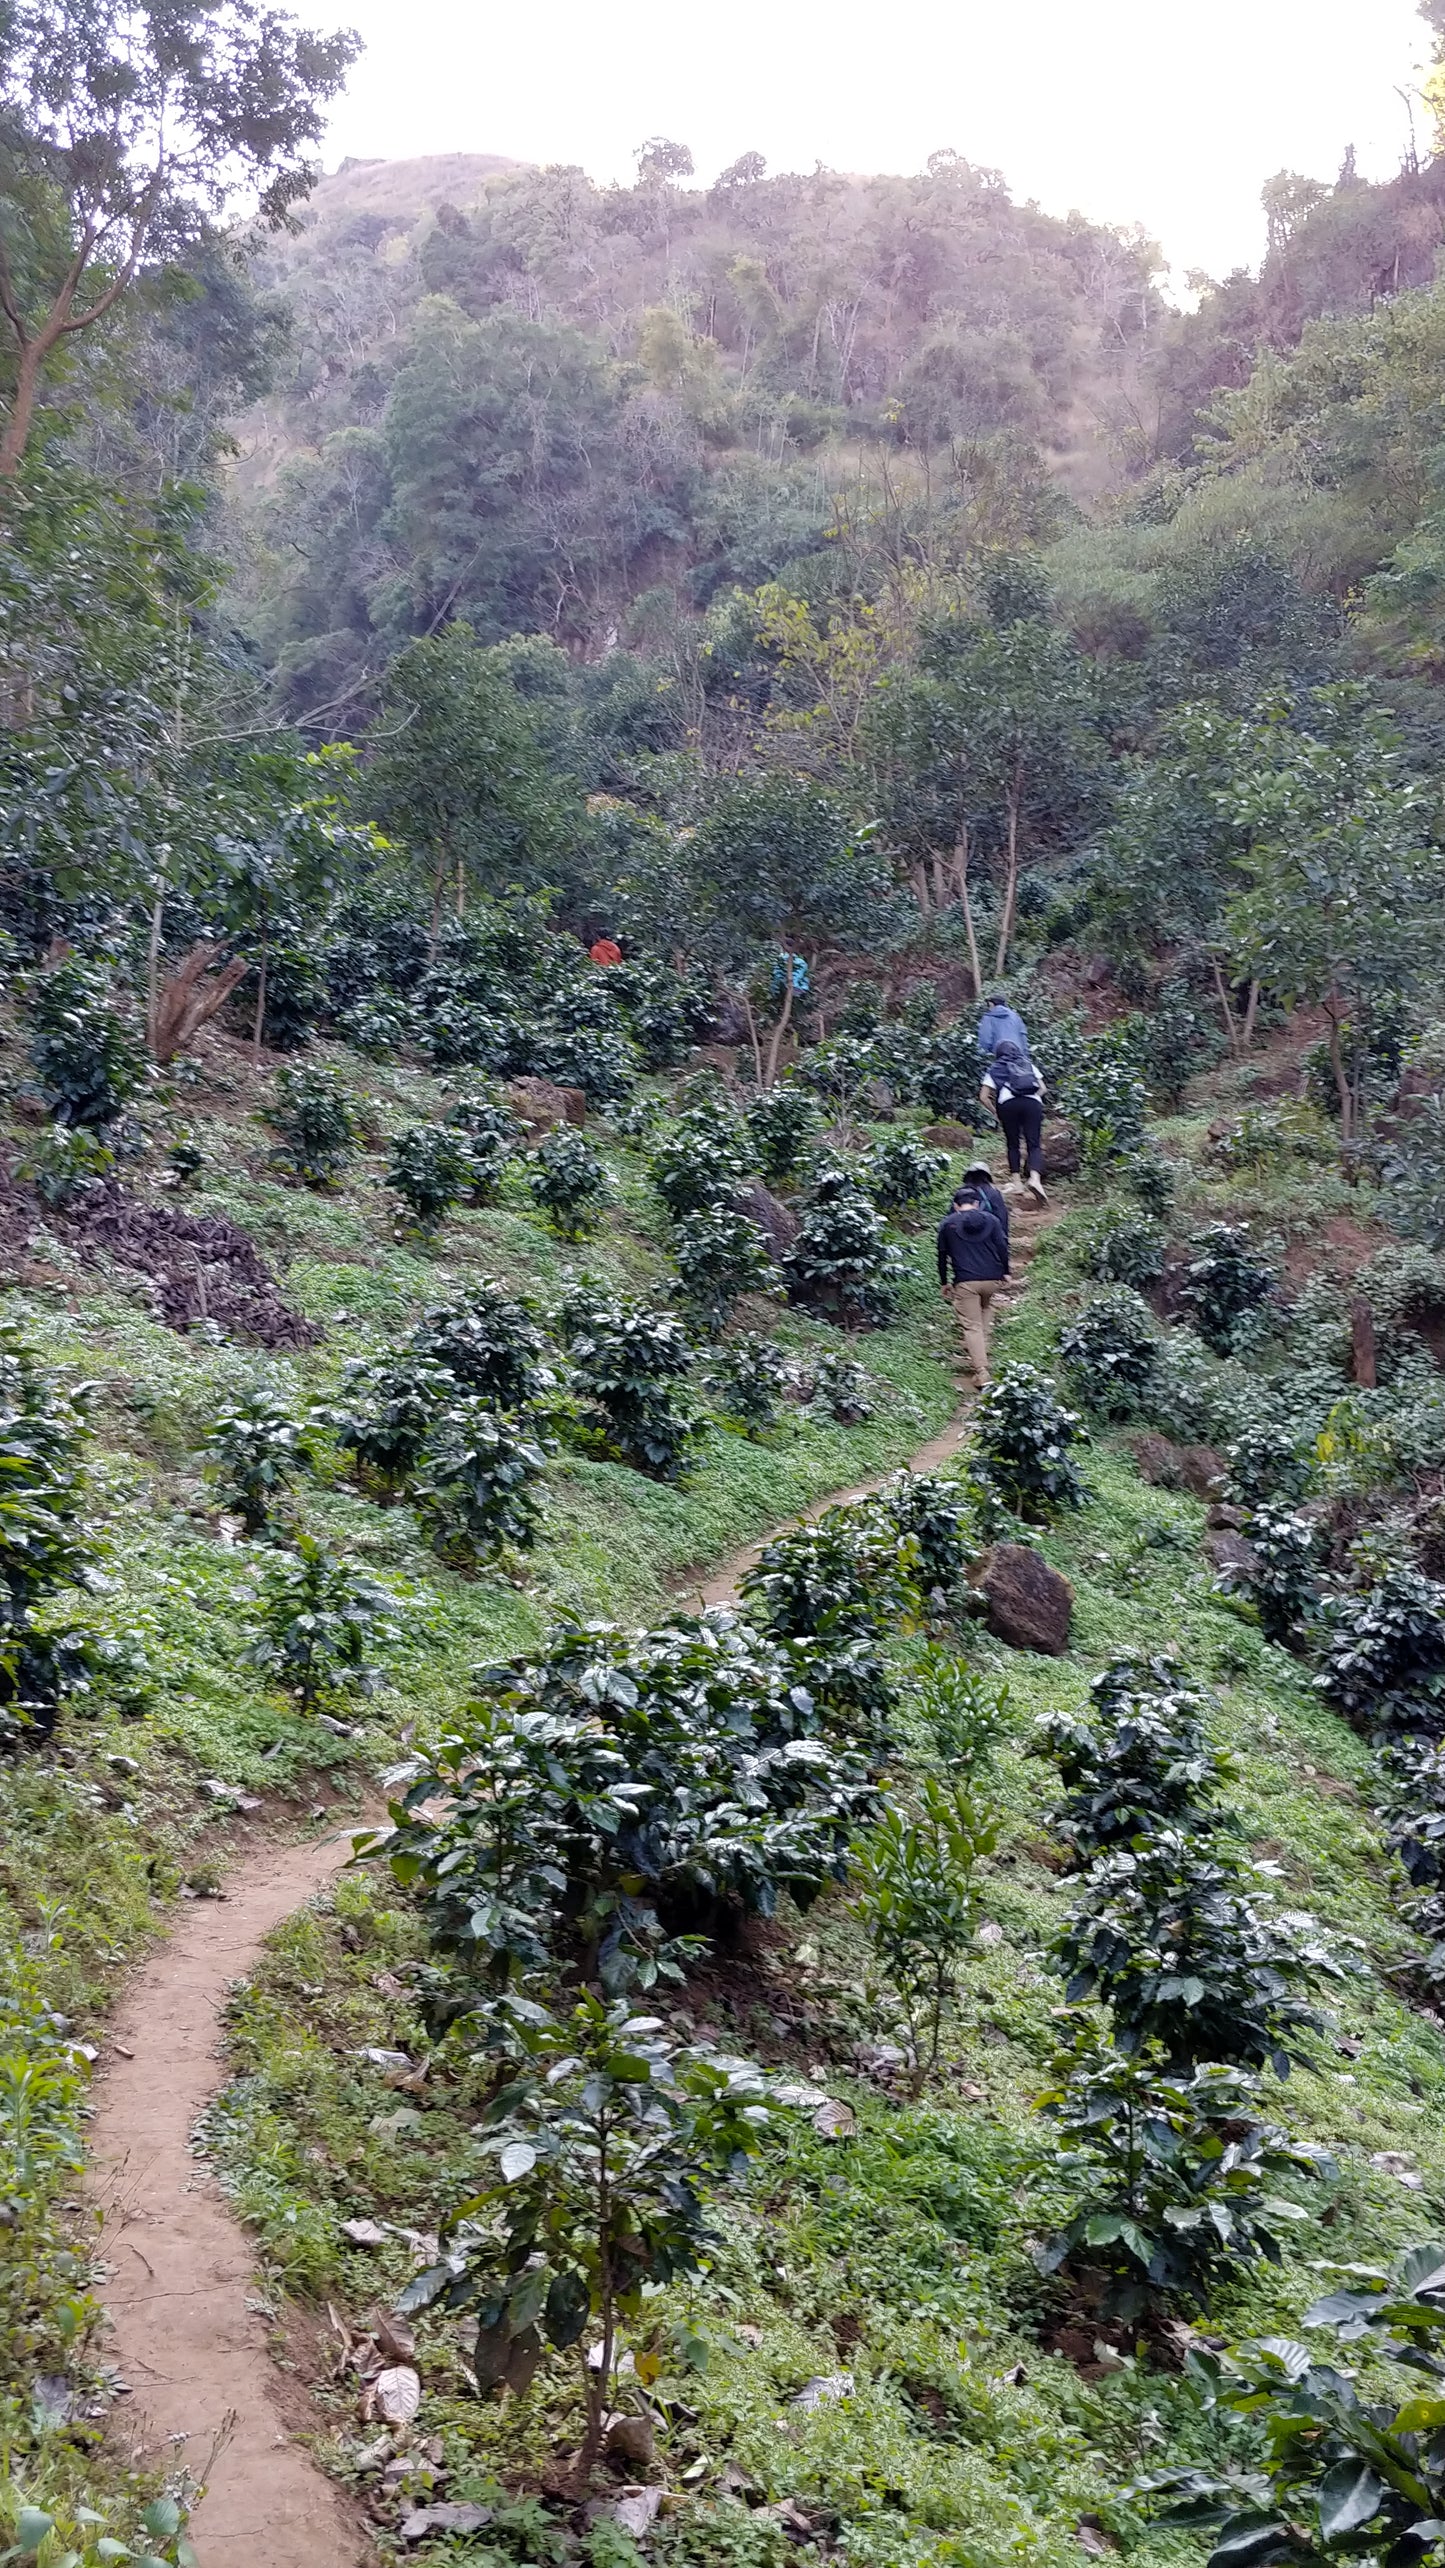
[24,958,145,1130]
[0,1329,96,1747]
[782,1165,903,1329]
[805,1349,874,1422]
[1316,1562,1445,1733]
[670,1201,777,1338]
[1080,1208,1165,1289]
[265,1063,357,1187]
[414,1405,551,1564]
[1218,1506,1319,1646]
[386,1123,471,1235]
[970,1364,1087,1522]
[1035,1654,1234,1863]
[558,1284,699,1478]
[1037,2033,1329,2320]
[1124,1154,1177,1219]
[243,1533,398,1712]
[15,1126,114,1208]
[709,1332,787,1436]
[916,1649,1013,1779]
[649,1112,751,1220]
[862,1131,948,1220]
[410,1285,551,1413]
[1182,1224,1276,1354]
[331,1351,455,1496]
[1052,1829,1337,2074]
[880,1470,972,1602]
[746,1080,821,1181]
[1058,1289,1159,1418]
[527,1127,610,1240]
[205,1390,316,1535]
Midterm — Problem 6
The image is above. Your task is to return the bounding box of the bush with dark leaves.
[24,958,145,1130]
[386,1124,471,1236]
[746,1081,822,1182]
[205,1390,316,1535]
[409,1285,551,1414]
[971,1363,1087,1522]
[1182,1224,1275,1354]
[1058,1290,1159,1419]
[414,1405,551,1564]
[1316,1562,1445,1734]
[671,1203,777,1339]
[332,1352,456,1496]
[1080,1209,1165,1289]
[265,1065,357,1188]
[559,1284,700,1479]
[709,1333,787,1436]
[1218,1506,1319,1648]
[1034,1653,1233,1863]
[782,1166,903,1330]
[862,1131,948,1221]
[527,1128,611,1241]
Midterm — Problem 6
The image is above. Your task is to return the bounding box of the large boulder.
[737,1179,799,1261]
[976,1544,1073,1656]
[505,1077,586,1132]
[1128,1433,1225,1496]
[1041,1123,1081,1178]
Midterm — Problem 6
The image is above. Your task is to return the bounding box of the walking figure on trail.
[961,1155,1010,1248]
[937,1182,1010,1387]
[981,1039,1047,1203]
[977,990,1032,1063]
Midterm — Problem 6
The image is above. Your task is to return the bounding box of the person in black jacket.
[959,1160,1009,1250]
[937,1185,1010,1384]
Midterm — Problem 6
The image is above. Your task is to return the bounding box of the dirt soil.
[89,1824,370,2568]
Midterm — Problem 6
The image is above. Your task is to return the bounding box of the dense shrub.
[414,1406,551,1564]
[1317,1563,1445,1733]
[265,1064,357,1188]
[671,1203,777,1338]
[205,1390,315,1535]
[15,1126,114,1207]
[746,1081,821,1181]
[782,1165,903,1329]
[409,1285,551,1413]
[1038,2035,1328,2320]
[1061,1049,1148,1166]
[742,1498,915,1646]
[0,1328,96,1747]
[1035,1654,1233,1863]
[1124,1155,1176,1219]
[880,1470,972,1601]
[861,1131,948,1220]
[386,1124,471,1235]
[1221,1412,1311,1506]
[649,1112,751,1220]
[1217,1505,1319,1647]
[917,1022,993,1126]
[331,1352,455,1495]
[527,1128,611,1240]
[1080,1209,1165,1289]
[1053,1829,1336,2073]
[361,1612,879,1984]
[971,1363,1087,1521]
[243,1533,398,1712]
[559,1284,699,1478]
[805,1349,874,1422]
[709,1333,787,1436]
[24,958,145,1129]
[532,1025,638,1104]
[1181,1224,1275,1354]
[1058,1289,1159,1418]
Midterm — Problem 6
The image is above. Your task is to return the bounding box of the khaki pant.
[948,1278,1003,1382]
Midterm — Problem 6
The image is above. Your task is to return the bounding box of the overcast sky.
[320,0,1430,287]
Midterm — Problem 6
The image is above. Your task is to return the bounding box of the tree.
[1220,689,1444,1140]
[363,627,577,933]
[0,0,358,473]
[688,775,894,1084]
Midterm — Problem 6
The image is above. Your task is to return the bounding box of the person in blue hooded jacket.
[976,992,1032,1063]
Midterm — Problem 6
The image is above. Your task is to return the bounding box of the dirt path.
[86,1194,1058,2565]
[90,1824,369,2568]
[691,1196,1056,1607]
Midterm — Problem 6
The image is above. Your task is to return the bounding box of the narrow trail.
[86,1192,1057,2567]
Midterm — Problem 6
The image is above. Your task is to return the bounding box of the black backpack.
[993,1051,1039,1097]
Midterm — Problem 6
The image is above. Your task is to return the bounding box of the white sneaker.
[1003,1175,1026,1200]
[1026,1172,1048,1202]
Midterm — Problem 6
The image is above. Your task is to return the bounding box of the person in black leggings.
[980,1041,1047,1201]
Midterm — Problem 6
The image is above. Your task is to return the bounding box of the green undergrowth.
[0,1033,964,2499]
[198,1044,1445,2568]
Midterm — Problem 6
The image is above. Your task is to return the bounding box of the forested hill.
[229,147,1165,708]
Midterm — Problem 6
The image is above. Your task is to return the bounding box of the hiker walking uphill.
[982,1038,1048,1203]
[937,1183,1009,1386]
[977,991,1032,1064]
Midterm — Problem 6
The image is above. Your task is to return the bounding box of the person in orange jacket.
[589,935,623,966]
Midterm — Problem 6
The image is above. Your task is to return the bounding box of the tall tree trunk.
[1208,954,1239,1052]
[428,839,449,958]
[1241,978,1260,1048]
[740,990,764,1088]
[952,831,982,1001]
[252,915,269,1066]
[909,861,931,918]
[455,841,466,917]
[763,960,797,1089]
[1326,1000,1353,1140]
[0,341,44,480]
[993,774,1022,976]
[145,886,167,1058]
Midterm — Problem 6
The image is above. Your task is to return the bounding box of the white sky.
[320,0,1431,287]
